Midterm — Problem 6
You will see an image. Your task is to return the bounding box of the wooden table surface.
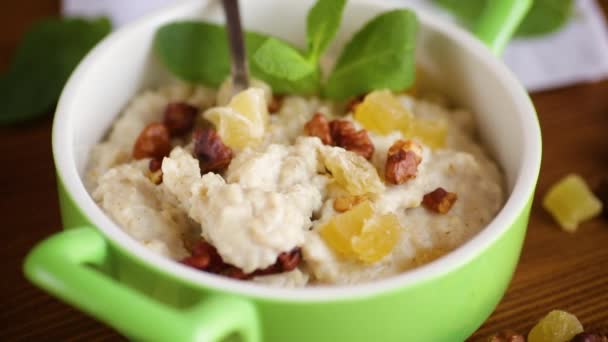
[1,1,607,341]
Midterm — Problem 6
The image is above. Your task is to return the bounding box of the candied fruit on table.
[528,310,583,342]
[323,148,384,196]
[354,90,413,135]
[542,174,603,232]
[204,88,269,149]
[320,201,400,263]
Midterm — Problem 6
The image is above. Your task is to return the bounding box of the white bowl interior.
[55,0,540,300]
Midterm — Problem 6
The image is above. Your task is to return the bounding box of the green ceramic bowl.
[24,0,540,341]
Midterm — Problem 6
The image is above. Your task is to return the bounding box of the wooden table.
[1,1,607,340]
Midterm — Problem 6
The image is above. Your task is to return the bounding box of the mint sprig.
[155,0,419,100]
[0,17,111,125]
[155,22,318,94]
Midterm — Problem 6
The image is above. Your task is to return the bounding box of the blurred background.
[1,0,607,341]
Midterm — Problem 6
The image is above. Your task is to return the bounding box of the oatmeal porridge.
[86,79,504,286]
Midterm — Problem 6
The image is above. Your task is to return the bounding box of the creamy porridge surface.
[86,80,504,286]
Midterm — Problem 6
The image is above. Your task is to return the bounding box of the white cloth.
[62,0,608,92]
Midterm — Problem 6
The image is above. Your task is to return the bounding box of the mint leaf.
[253,38,315,81]
[155,21,318,94]
[306,0,347,62]
[323,9,418,100]
[433,0,573,37]
[155,22,232,87]
[0,17,111,125]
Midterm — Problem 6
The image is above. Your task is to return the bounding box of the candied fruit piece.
[542,174,603,232]
[323,147,384,196]
[528,310,583,342]
[204,88,268,149]
[351,213,400,263]
[410,117,448,149]
[320,201,374,258]
[354,90,413,135]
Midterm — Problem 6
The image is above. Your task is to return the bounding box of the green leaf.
[155,22,232,87]
[433,0,485,28]
[253,38,315,81]
[155,21,319,94]
[323,9,418,100]
[433,0,574,37]
[0,17,111,125]
[516,0,574,37]
[306,0,347,62]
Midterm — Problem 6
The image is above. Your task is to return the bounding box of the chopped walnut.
[487,331,525,342]
[304,113,333,145]
[193,128,233,174]
[132,122,172,160]
[422,187,457,214]
[385,139,422,184]
[333,195,368,212]
[330,119,374,160]
[163,102,198,136]
[181,238,301,280]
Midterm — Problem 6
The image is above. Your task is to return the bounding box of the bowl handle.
[23,227,260,342]
[474,0,533,55]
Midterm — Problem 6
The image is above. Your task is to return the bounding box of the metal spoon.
[221,0,249,96]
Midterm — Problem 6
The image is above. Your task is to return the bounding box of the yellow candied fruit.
[352,213,400,263]
[542,174,603,232]
[323,148,384,196]
[320,201,374,258]
[204,88,269,149]
[354,90,413,135]
[528,310,583,342]
[320,201,400,263]
[410,117,448,149]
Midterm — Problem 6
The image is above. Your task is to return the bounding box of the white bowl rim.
[52,0,541,302]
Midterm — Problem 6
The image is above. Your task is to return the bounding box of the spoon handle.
[222,0,249,94]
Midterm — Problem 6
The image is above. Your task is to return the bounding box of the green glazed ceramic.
[24,0,540,341]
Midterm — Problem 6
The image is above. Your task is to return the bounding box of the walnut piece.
[303,115,375,159]
[422,187,457,214]
[330,119,374,160]
[132,122,172,160]
[304,113,333,145]
[163,102,198,136]
[181,238,302,280]
[193,128,233,174]
[385,139,422,184]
